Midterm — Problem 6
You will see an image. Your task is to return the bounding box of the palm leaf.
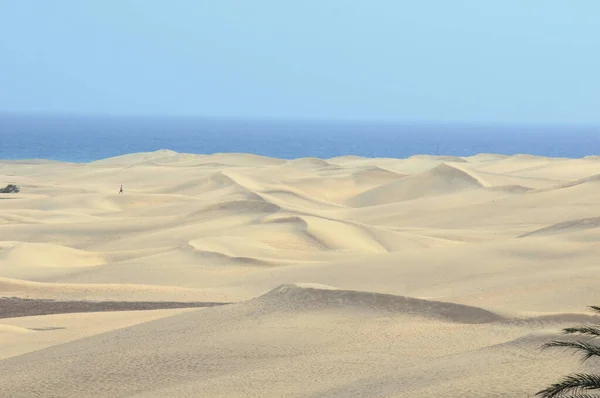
[536,373,600,397]
[589,306,600,315]
[543,340,600,362]
[543,394,600,398]
[564,326,600,338]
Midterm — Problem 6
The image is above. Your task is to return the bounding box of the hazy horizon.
[3,112,600,129]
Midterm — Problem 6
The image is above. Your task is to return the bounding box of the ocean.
[1,114,599,162]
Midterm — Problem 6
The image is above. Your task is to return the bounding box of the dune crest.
[89,149,178,166]
[256,284,504,323]
[0,242,104,268]
[0,324,36,334]
[533,172,600,193]
[349,163,485,206]
[198,199,281,216]
[408,154,468,163]
[350,166,405,185]
[283,157,333,169]
[519,216,600,238]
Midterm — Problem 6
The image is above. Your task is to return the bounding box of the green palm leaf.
[536,305,600,397]
[543,341,600,362]
[563,327,600,338]
[536,373,600,397]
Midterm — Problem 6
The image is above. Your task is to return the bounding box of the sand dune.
[205,152,286,167]
[0,324,35,334]
[283,157,335,169]
[262,215,389,252]
[519,216,600,238]
[259,188,342,210]
[280,167,406,204]
[463,153,511,162]
[89,149,179,166]
[1,151,599,397]
[533,171,600,192]
[349,163,485,206]
[0,283,585,398]
[408,154,468,163]
[326,154,365,164]
[468,154,565,175]
[0,242,104,267]
[486,184,532,193]
[257,283,504,323]
[198,199,281,216]
[0,277,235,301]
[0,308,198,360]
[187,237,284,266]
[350,165,404,183]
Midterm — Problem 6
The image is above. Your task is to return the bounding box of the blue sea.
[1,114,599,162]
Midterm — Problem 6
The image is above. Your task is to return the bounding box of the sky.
[0,0,598,124]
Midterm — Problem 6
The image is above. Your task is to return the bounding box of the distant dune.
[283,157,333,169]
[349,163,485,206]
[2,150,600,397]
[0,242,105,268]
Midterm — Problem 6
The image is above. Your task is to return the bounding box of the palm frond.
[543,340,600,362]
[564,326,600,338]
[536,373,600,397]
[589,306,600,315]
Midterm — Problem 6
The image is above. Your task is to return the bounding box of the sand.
[1,150,600,397]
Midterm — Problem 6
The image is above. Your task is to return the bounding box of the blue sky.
[0,1,598,123]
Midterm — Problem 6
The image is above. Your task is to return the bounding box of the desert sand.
[1,149,600,397]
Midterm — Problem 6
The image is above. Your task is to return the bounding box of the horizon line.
[1,111,600,129]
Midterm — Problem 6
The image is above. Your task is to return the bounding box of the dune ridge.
[518,216,600,238]
[0,242,105,268]
[256,283,504,323]
[348,163,486,207]
[2,150,600,397]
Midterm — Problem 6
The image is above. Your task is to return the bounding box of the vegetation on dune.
[537,306,600,398]
[0,184,20,193]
